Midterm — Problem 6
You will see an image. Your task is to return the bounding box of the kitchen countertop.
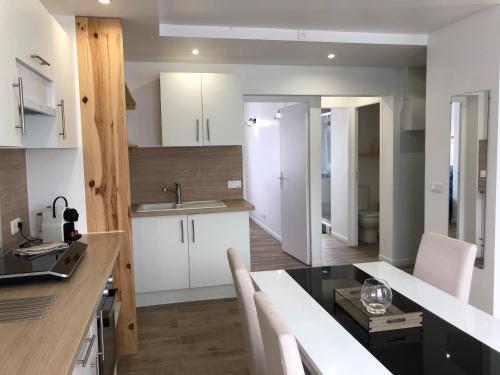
[131,198,255,217]
[0,231,124,375]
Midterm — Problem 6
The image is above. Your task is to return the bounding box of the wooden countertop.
[132,198,255,218]
[0,231,124,375]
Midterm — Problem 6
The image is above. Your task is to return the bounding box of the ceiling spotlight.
[192,48,200,56]
[274,110,282,120]
[98,0,111,4]
[327,53,335,59]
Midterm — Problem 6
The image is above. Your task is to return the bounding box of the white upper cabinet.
[52,18,78,148]
[160,72,243,147]
[160,73,203,147]
[13,0,54,79]
[0,2,22,147]
[0,2,79,149]
[201,74,244,146]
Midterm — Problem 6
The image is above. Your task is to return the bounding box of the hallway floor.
[251,220,380,271]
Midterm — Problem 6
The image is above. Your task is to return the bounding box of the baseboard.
[136,284,236,307]
[378,254,415,267]
[331,231,349,243]
[250,216,282,241]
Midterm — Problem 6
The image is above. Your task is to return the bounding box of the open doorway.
[320,97,381,265]
[244,101,311,270]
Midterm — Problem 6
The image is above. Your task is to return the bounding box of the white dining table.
[250,261,500,375]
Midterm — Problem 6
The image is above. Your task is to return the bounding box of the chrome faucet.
[163,182,183,205]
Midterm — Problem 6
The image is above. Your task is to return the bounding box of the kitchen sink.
[136,200,226,213]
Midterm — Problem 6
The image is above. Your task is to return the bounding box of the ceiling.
[41,0,499,67]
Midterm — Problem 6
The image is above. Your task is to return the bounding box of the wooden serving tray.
[334,287,422,333]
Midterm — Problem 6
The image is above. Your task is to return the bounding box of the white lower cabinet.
[189,212,250,288]
[132,211,250,294]
[72,318,99,375]
[132,215,190,293]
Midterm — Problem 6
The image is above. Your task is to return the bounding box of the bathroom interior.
[321,101,380,249]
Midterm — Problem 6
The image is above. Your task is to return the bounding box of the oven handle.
[98,309,105,362]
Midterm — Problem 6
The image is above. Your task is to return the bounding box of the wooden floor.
[250,221,306,271]
[118,299,246,375]
[322,234,379,265]
[251,220,380,271]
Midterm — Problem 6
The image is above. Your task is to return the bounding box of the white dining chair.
[413,232,477,302]
[227,248,267,375]
[254,291,306,375]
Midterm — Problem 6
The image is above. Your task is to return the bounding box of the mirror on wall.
[448,90,489,268]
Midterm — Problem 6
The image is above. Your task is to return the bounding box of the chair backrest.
[413,232,477,302]
[254,291,305,375]
[227,248,267,375]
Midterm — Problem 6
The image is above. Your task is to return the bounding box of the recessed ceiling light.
[327,53,335,59]
[192,48,200,56]
[98,0,111,4]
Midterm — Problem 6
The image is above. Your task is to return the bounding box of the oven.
[97,282,118,375]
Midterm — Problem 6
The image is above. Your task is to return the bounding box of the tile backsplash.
[0,149,30,253]
[129,146,244,204]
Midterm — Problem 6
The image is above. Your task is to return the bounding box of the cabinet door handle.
[196,119,200,142]
[76,334,96,367]
[206,118,210,142]
[57,99,66,139]
[30,54,51,66]
[191,219,195,243]
[180,220,184,243]
[13,77,26,135]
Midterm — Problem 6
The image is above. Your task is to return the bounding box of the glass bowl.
[360,278,393,315]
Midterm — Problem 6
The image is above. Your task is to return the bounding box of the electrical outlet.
[10,218,21,235]
[430,183,444,194]
[228,180,242,189]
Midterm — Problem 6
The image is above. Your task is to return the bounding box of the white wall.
[244,102,282,239]
[330,108,350,241]
[125,61,415,266]
[25,16,87,236]
[425,6,500,314]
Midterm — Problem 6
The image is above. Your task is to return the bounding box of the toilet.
[358,185,379,243]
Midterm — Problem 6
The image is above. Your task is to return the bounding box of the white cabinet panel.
[13,0,54,79]
[201,73,244,146]
[52,18,78,148]
[0,2,21,147]
[132,215,190,293]
[160,73,203,147]
[188,212,250,288]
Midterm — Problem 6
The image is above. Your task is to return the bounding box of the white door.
[279,103,310,265]
[188,212,250,288]
[201,73,243,146]
[330,108,351,243]
[132,215,189,293]
[13,0,54,79]
[160,73,203,146]
[0,1,21,147]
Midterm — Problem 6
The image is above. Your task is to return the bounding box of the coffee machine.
[42,196,81,243]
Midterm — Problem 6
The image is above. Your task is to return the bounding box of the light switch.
[430,183,444,194]
[228,180,242,189]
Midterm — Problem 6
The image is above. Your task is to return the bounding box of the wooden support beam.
[75,16,138,354]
